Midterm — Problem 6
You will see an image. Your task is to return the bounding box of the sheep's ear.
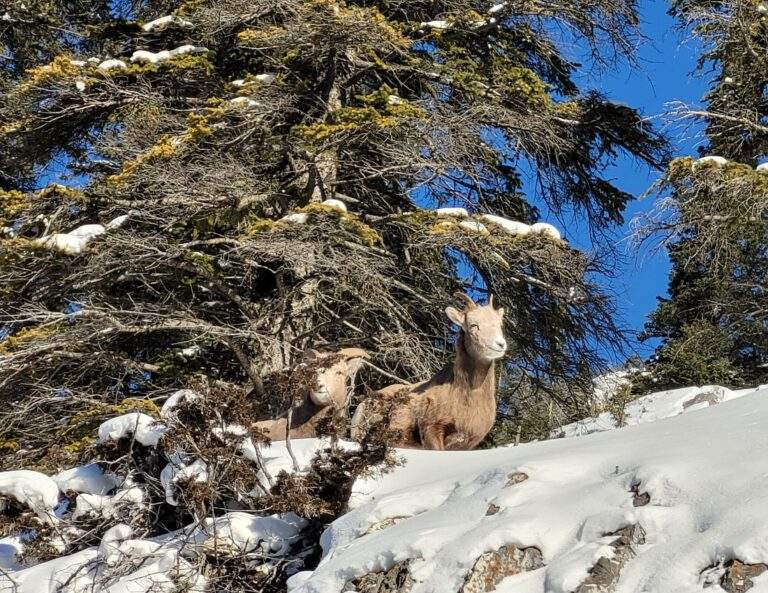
[445,306,464,327]
[496,307,505,318]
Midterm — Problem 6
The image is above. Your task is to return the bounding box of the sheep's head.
[303,347,369,408]
[446,293,507,362]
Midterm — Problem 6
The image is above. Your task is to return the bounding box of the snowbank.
[4,385,768,592]
[556,383,764,438]
[1,521,206,593]
[288,387,768,592]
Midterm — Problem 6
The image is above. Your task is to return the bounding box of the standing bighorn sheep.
[255,347,368,440]
[352,293,506,450]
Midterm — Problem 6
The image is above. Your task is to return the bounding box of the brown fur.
[255,347,368,441]
[353,294,506,450]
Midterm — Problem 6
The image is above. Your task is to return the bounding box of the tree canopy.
[638,0,768,388]
[0,0,666,463]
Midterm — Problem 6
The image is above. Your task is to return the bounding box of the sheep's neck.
[453,332,495,397]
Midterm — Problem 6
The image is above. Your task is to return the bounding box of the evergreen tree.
[0,0,665,466]
[639,0,768,388]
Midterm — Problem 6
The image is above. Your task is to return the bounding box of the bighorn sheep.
[352,294,506,450]
[255,347,368,440]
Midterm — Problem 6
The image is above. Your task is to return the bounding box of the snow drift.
[291,385,768,592]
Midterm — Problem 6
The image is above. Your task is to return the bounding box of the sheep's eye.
[469,323,480,331]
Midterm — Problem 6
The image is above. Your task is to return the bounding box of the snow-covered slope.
[2,385,768,592]
[290,386,768,592]
[557,383,765,437]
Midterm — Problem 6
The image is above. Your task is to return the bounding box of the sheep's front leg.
[420,423,446,450]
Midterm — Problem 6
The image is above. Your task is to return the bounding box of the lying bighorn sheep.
[255,347,368,440]
[352,293,506,450]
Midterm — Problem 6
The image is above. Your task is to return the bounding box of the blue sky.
[526,0,711,356]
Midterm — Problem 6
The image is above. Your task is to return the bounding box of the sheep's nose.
[494,339,507,352]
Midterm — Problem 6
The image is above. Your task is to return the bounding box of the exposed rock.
[630,482,650,507]
[682,391,721,410]
[721,560,768,593]
[346,544,544,593]
[365,516,410,534]
[505,472,528,487]
[346,561,413,592]
[574,524,645,593]
[460,544,544,593]
[485,503,500,516]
